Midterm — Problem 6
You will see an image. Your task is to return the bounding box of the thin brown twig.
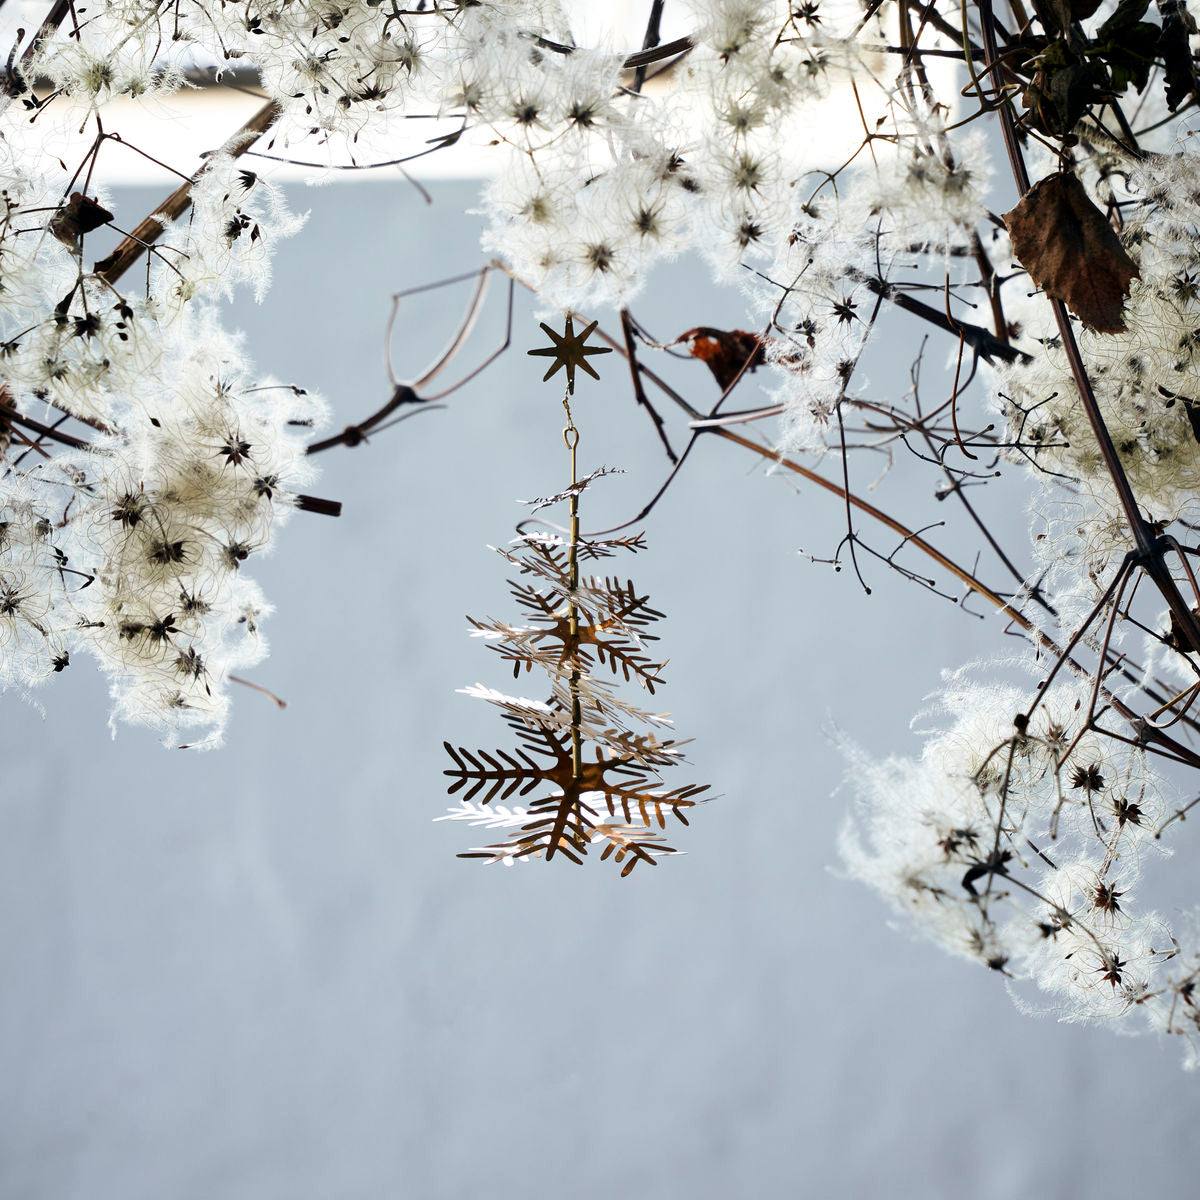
[228,674,287,709]
[970,230,1009,342]
[630,0,665,94]
[0,391,91,450]
[1156,794,1200,838]
[620,309,677,463]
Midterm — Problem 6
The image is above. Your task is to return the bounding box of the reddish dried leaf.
[679,326,766,391]
[1004,173,1139,334]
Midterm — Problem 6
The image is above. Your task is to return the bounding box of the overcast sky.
[1,175,1197,1198]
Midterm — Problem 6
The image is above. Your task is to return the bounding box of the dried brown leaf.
[50,193,114,247]
[1003,172,1139,334]
[1159,2,1199,111]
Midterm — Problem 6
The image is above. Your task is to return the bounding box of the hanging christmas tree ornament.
[438,317,707,874]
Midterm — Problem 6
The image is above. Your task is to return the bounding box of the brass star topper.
[527,314,612,393]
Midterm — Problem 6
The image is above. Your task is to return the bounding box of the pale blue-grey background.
[0,180,1195,1198]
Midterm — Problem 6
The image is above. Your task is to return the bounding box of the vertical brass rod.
[565,412,582,782]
